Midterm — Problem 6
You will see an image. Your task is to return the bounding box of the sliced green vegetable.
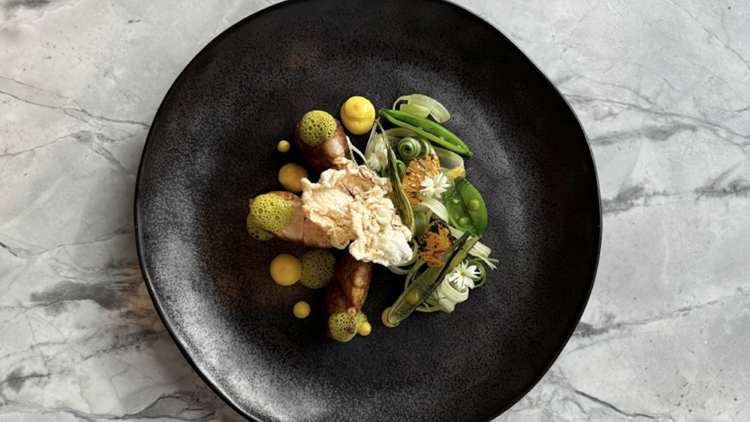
[414,197,450,222]
[448,226,497,270]
[433,146,464,171]
[444,177,488,237]
[380,159,407,181]
[397,137,423,162]
[393,94,452,123]
[467,259,488,288]
[385,127,420,138]
[396,136,432,164]
[386,232,476,326]
[399,103,430,118]
[413,211,429,241]
[378,120,414,237]
[379,109,472,157]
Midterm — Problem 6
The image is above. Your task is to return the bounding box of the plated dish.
[134,0,602,421]
[246,94,499,342]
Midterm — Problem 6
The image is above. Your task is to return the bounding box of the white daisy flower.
[420,172,450,199]
[446,261,480,291]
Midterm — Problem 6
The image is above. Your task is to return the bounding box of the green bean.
[378,120,414,236]
[444,176,488,236]
[379,109,472,157]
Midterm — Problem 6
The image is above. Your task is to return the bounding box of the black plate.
[134,0,601,421]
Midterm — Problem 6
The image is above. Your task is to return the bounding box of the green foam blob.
[299,111,337,147]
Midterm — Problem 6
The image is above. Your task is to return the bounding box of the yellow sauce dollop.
[293,301,311,319]
[381,307,396,328]
[356,312,371,336]
[269,253,301,286]
[277,140,290,153]
[278,163,308,193]
[340,96,375,135]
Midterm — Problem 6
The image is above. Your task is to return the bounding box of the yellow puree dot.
[293,301,310,319]
[278,163,308,193]
[358,321,372,336]
[269,254,301,286]
[277,140,290,153]
[381,307,396,328]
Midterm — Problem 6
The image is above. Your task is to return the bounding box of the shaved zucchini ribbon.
[393,94,451,123]
[411,258,488,313]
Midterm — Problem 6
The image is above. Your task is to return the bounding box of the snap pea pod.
[379,109,473,157]
[444,176,488,237]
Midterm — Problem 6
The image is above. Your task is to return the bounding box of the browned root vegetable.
[324,250,372,338]
[334,251,372,311]
[248,191,332,248]
[294,120,350,173]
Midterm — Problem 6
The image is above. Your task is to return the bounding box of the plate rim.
[133,0,603,420]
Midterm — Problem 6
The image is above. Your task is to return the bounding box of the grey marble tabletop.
[1,0,748,421]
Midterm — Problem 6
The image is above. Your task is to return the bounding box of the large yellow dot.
[340,96,375,135]
[293,301,311,319]
[381,307,396,328]
[278,163,308,193]
[269,254,301,286]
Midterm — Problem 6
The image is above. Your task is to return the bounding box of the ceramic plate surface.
[135,0,602,421]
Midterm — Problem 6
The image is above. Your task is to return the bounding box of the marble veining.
[1,0,749,420]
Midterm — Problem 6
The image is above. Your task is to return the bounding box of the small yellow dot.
[358,321,372,336]
[293,301,311,319]
[277,140,291,153]
[381,307,396,328]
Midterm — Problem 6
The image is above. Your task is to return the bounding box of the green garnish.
[378,120,414,237]
[444,177,488,237]
[379,109,472,156]
[299,110,337,147]
[386,231,477,326]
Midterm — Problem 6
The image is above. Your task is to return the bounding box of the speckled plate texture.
[134,0,602,421]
